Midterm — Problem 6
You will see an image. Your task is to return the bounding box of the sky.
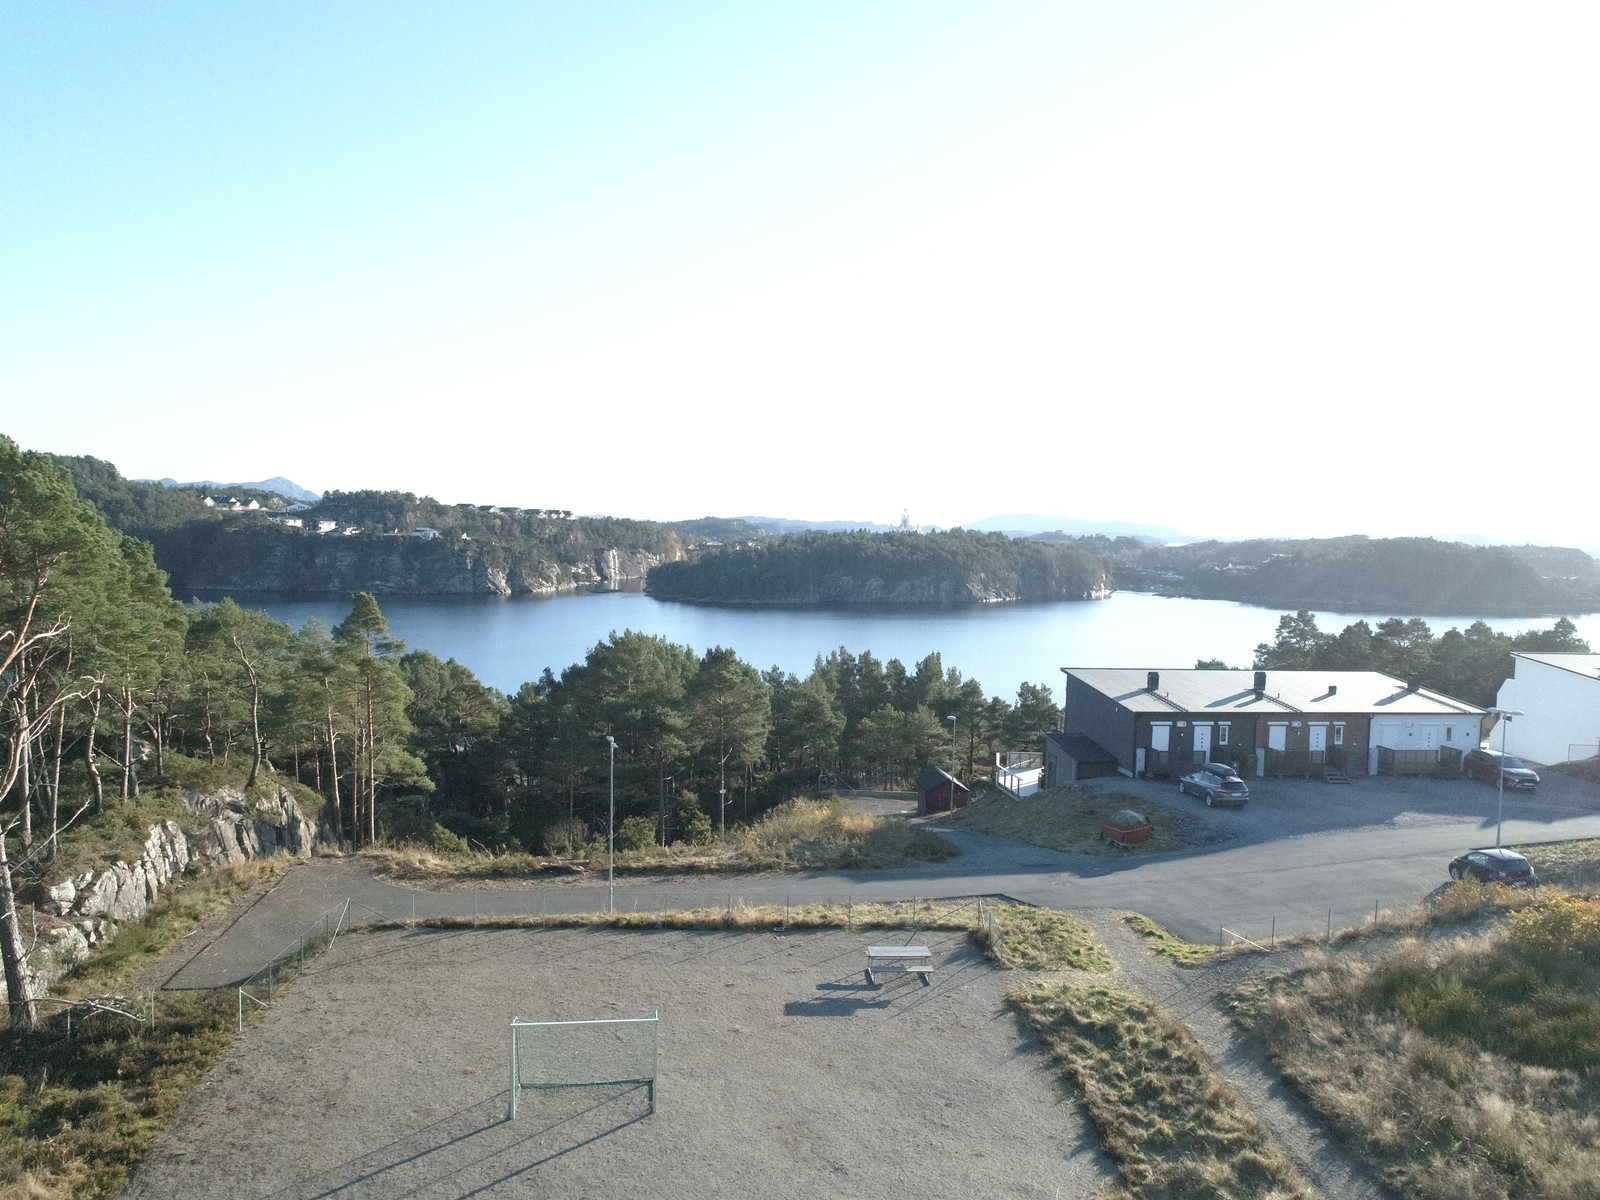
[3,2,1596,543]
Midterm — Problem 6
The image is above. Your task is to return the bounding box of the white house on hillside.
[1494,652,1600,764]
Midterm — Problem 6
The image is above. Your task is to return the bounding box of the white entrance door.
[1193,724,1212,760]
[1309,724,1327,753]
[1151,724,1170,752]
[1268,724,1287,751]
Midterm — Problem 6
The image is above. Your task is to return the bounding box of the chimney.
[1406,677,1420,692]
[1253,670,1266,696]
[1328,684,1337,696]
[1147,671,1160,692]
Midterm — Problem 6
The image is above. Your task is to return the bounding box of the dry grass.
[366,796,959,880]
[946,785,1224,857]
[1228,896,1600,1200]
[1009,981,1317,1200]
[372,896,1111,972]
[1122,912,1221,964]
[0,859,293,1200]
[1518,837,1600,892]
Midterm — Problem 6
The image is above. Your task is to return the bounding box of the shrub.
[676,791,713,845]
[618,815,657,851]
[539,817,588,857]
[1510,895,1600,963]
[428,823,470,857]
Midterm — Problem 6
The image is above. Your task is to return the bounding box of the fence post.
[1270,917,1276,951]
[1373,900,1379,926]
[238,988,243,1033]
[1327,908,1332,944]
[786,894,791,928]
[847,895,852,930]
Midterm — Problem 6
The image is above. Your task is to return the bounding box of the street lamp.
[1485,708,1524,848]
[946,714,957,782]
[605,735,617,913]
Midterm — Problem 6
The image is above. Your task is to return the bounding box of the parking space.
[1080,767,1600,848]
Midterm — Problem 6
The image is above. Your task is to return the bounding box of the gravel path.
[1076,910,1393,1200]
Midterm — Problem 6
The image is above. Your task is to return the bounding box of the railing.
[1376,746,1445,777]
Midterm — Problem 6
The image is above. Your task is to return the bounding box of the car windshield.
[1500,757,1526,769]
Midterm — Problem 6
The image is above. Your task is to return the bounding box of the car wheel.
[1205,794,1214,807]
[1449,864,1463,880]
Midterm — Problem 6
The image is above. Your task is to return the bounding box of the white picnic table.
[864,945,933,987]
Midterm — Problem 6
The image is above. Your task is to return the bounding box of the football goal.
[508,1011,659,1119]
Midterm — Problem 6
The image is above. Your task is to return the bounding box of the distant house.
[913,766,968,814]
[1057,668,1486,780]
[412,527,441,540]
[315,520,339,534]
[202,496,216,507]
[270,516,303,528]
[1495,653,1600,764]
[284,502,311,513]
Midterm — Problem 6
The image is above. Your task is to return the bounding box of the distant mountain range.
[150,476,321,502]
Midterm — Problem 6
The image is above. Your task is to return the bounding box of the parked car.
[1179,768,1249,808]
[1448,847,1539,887]
[1463,748,1540,789]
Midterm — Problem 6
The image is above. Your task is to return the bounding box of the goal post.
[508,1012,659,1120]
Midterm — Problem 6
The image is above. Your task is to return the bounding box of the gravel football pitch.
[118,924,1111,1199]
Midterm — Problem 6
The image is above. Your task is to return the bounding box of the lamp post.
[605,735,617,913]
[1485,708,1524,848]
[946,714,957,786]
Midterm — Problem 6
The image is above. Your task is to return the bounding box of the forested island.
[1086,534,1600,617]
[645,528,1112,605]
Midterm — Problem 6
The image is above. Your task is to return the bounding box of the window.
[1333,724,1345,746]
[1446,726,1453,741]
[1218,725,1230,746]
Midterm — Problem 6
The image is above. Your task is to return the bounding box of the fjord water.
[222,589,1600,701]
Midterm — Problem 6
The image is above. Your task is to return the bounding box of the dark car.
[1463,748,1540,789]
[1179,768,1249,808]
[1448,847,1538,887]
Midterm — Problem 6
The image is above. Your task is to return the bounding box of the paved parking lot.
[1082,767,1600,849]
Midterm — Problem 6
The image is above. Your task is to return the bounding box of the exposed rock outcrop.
[8,782,334,1003]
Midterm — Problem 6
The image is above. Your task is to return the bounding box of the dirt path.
[1076,910,1392,1200]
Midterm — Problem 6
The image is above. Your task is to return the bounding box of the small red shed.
[914,766,969,815]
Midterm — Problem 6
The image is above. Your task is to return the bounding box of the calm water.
[217,589,1600,702]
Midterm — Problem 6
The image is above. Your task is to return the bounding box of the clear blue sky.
[3,2,1595,541]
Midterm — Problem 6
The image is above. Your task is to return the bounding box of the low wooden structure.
[914,766,968,814]
[864,945,934,987]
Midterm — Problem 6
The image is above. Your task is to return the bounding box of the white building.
[1494,653,1600,765]
[412,526,441,540]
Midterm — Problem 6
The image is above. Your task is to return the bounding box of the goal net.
[508,1012,659,1119]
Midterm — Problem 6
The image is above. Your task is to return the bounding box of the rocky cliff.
[148,526,681,597]
[10,783,332,1002]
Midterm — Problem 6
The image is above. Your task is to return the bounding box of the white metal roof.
[1511,652,1600,680]
[1062,668,1484,717]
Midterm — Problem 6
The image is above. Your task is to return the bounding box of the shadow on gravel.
[260,1086,650,1200]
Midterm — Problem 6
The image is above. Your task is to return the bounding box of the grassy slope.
[1228,893,1600,1200]
[1010,982,1316,1200]
[367,796,959,879]
[1,860,289,1200]
[948,785,1224,857]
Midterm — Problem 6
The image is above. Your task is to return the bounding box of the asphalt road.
[161,770,1600,989]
